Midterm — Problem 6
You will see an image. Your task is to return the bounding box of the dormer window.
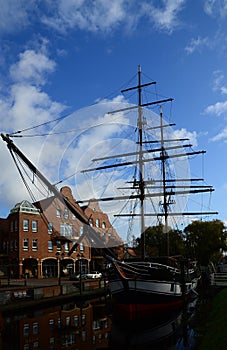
[64,208,69,219]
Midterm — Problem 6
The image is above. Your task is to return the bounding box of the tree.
[136,224,185,257]
[184,220,227,266]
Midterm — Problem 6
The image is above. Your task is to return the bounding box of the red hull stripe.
[115,300,184,320]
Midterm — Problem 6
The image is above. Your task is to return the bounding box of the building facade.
[0,186,121,279]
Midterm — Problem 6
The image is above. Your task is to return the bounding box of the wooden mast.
[137,65,146,259]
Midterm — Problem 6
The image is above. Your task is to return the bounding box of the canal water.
[0,296,199,350]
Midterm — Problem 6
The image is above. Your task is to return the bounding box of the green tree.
[184,220,227,266]
[136,224,185,257]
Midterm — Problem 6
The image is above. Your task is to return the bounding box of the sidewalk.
[0,277,109,314]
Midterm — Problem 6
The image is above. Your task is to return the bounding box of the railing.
[210,273,227,286]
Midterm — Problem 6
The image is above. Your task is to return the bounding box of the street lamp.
[56,251,65,286]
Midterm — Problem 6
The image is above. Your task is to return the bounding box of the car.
[86,271,102,279]
[69,273,87,281]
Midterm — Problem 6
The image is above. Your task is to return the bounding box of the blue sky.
[0,0,227,240]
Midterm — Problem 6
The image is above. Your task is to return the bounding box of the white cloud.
[210,126,227,142]
[142,0,186,32]
[0,0,186,37]
[0,0,37,34]
[0,44,67,214]
[203,71,227,121]
[204,0,227,18]
[0,0,125,35]
[204,100,227,116]
[172,128,198,147]
[185,36,210,54]
[10,50,56,85]
[212,70,227,95]
[41,0,131,34]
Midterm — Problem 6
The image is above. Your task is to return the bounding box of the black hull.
[107,257,200,320]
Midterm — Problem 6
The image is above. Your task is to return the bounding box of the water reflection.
[109,304,197,350]
[0,297,197,349]
[1,300,111,350]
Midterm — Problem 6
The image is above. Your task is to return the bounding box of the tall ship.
[78,65,218,320]
[1,66,217,320]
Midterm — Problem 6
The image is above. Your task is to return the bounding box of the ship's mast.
[137,65,146,259]
[160,105,169,256]
[78,67,217,257]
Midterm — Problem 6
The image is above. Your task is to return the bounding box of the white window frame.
[48,240,53,252]
[32,239,38,251]
[23,323,29,336]
[33,322,39,335]
[60,223,72,237]
[64,208,69,219]
[32,220,38,232]
[64,241,69,252]
[56,209,61,218]
[23,238,29,251]
[23,219,29,232]
[48,222,53,234]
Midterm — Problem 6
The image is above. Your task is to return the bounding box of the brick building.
[0,186,121,279]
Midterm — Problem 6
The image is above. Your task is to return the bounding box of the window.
[89,218,93,227]
[66,316,70,326]
[23,238,29,251]
[60,223,72,237]
[33,322,39,335]
[72,213,76,220]
[48,222,53,233]
[64,242,69,252]
[48,240,53,252]
[92,335,96,344]
[82,330,86,342]
[10,240,13,252]
[81,314,86,326]
[79,242,84,252]
[58,317,62,329]
[14,219,18,231]
[49,319,54,330]
[96,219,100,228]
[23,219,29,231]
[32,220,38,232]
[49,338,54,349]
[32,239,38,251]
[74,315,79,327]
[102,221,106,228]
[93,320,100,330]
[64,208,69,219]
[33,341,39,349]
[80,226,83,236]
[56,209,61,218]
[14,239,18,251]
[56,240,61,251]
[10,221,14,232]
[24,323,29,336]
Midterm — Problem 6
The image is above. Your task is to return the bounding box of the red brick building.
[0,186,121,279]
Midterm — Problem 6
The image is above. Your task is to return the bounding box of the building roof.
[10,200,40,215]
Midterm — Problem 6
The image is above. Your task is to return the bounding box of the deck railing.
[210,273,227,286]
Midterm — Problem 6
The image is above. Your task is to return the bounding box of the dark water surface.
[0,296,198,350]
